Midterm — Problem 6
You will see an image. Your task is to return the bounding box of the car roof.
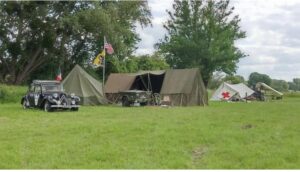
[32,80,61,85]
[119,90,148,93]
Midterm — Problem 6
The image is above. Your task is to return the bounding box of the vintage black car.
[119,90,151,107]
[21,80,80,112]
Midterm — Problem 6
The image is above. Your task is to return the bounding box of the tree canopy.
[157,0,246,86]
[0,1,151,84]
[271,79,288,92]
[248,72,272,88]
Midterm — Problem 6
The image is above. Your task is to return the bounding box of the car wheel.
[71,108,78,111]
[122,97,130,107]
[22,99,28,109]
[44,101,51,112]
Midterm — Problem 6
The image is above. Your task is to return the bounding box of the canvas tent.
[104,68,208,106]
[62,65,107,105]
[104,73,137,102]
[255,82,283,100]
[160,69,208,106]
[211,82,255,101]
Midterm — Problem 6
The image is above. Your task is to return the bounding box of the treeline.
[0,0,246,87]
[0,1,153,84]
[209,72,300,92]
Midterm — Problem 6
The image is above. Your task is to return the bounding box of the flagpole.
[103,36,106,85]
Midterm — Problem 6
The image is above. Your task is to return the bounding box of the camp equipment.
[255,82,283,100]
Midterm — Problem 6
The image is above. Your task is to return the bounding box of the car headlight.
[53,93,58,98]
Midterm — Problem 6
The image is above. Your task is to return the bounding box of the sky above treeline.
[135,0,300,82]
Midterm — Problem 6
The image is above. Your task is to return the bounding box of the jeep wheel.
[122,97,130,107]
[44,101,51,112]
[71,108,79,111]
[22,99,28,109]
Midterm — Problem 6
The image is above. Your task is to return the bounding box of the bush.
[283,91,300,98]
[0,84,27,103]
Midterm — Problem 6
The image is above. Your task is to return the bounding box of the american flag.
[104,37,114,54]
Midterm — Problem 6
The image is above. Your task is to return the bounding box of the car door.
[33,84,41,107]
[28,84,35,106]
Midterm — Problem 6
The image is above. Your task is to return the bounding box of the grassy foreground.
[0,98,299,169]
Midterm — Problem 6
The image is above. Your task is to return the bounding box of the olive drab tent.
[211,82,255,101]
[104,68,208,106]
[104,73,137,102]
[62,65,107,105]
[160,69,208,106]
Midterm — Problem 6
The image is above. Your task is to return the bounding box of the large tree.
[0,1,151,84]
[157,0,246,86]
[248,72,272,88]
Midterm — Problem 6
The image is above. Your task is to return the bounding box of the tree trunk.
[14,48,43,85]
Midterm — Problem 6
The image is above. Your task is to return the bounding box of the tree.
[271,79,288,92]
[293,78,300,90]
[287,78,300,91]
[157,0,246,86]
[105,52,169,74]
[223,75,245,84]
[248,72,272,88]
[136,52,169,71]
[207,72,224,89]
[288,82,297,91]
[0,1,151,84]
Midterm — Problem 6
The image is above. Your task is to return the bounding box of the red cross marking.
[222,91,230,99]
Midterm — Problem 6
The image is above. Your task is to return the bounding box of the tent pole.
[103,36,106,85]
[180,94,183,106]
[148,73,152,92]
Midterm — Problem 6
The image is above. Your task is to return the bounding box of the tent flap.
[104,73,136,93]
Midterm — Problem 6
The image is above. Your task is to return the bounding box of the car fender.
[40,97,54,107]
[21,96,29,105]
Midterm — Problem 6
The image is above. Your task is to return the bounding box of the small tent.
[105,68,208,106]
[211,82,254,101]
[62,65,107,105]
[255,82,283,100]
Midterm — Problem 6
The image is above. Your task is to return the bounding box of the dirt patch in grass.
[241,124,255,129]
[0,117,9,123]
[192,145,209,163]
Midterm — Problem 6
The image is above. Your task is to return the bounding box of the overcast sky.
[135,0,300,81]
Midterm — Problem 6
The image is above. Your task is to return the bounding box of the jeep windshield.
[41,84,63,92]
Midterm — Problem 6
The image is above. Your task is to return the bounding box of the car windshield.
[42,84,63,92]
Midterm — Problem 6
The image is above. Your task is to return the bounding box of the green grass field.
[0,97,299,169]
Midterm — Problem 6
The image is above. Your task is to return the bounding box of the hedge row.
[0,84,27,104]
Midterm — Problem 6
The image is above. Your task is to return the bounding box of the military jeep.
[21,80,80,112]
[119,90,151,107]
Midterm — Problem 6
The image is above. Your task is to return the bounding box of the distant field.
[0,97,299,169]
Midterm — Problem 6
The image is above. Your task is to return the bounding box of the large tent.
[104,68,208,106]
[211,82,254,101]
[62,65,107,105]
